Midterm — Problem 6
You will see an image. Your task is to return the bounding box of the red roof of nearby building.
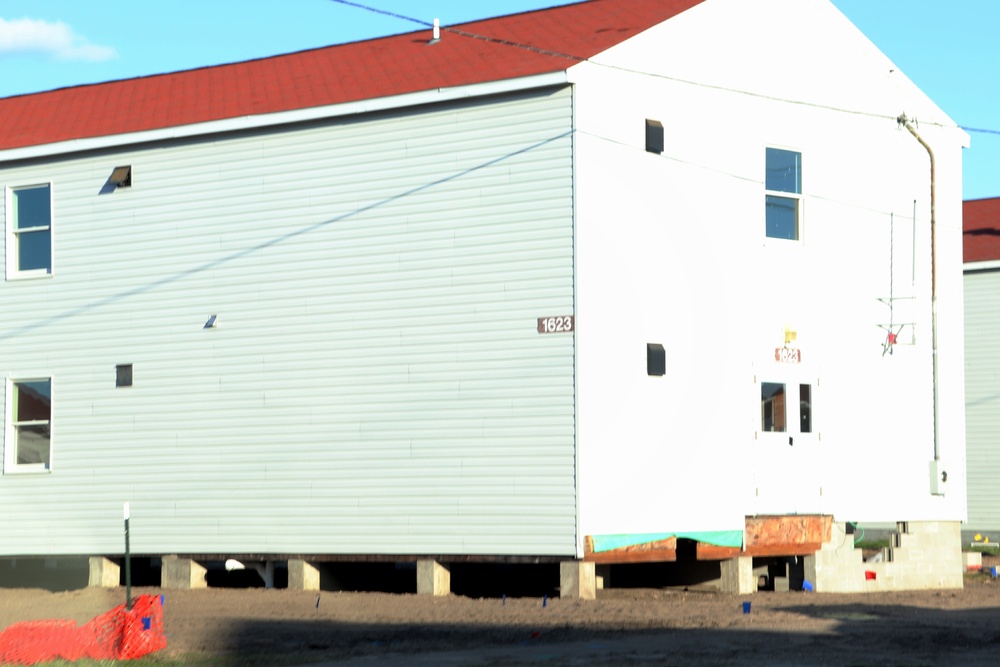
[0,0,703,152]
[964,198,1000,263]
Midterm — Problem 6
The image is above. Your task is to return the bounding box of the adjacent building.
[963,197,1000,541]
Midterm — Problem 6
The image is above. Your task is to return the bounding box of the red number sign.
[538,316,575,334]
[775,347,802,363]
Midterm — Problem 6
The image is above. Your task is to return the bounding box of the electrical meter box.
[929,460,949,496]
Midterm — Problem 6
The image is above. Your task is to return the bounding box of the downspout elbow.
[897,115,936,299]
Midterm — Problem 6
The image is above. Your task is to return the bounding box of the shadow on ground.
[201,598,1000,667]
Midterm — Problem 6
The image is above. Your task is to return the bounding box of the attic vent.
[645,119,664,154]
[109,165,132,188]
[116,364,133,388]
[647,343,666,376]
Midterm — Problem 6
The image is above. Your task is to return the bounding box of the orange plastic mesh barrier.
[0,593,166,665]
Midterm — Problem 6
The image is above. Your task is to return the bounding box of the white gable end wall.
[570,0,966,541]
[0,87,579,557]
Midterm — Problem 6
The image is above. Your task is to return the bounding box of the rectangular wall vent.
[645,119,664,154]
[647,343,665,376]
[116,364,133,388]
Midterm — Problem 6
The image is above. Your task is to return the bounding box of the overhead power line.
[329,0,584,62]
[328,0,431,27]
[329,0,1000,137]
[962,127,1000,137]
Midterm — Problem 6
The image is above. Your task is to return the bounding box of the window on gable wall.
[6,184,53,279]
[5,378,52,473]
[765,148,802,240]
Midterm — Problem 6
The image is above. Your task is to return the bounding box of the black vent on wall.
[116,364,133,388]
[645,119,664,154]
[647,343,665,376]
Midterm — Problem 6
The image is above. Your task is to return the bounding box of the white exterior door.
[754,367,821,515]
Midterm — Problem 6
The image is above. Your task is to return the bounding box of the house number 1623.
[538,316,575,334]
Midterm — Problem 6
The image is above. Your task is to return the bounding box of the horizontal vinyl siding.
[965,269,1000,531]
[0,87,577,557]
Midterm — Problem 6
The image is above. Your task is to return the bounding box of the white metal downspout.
[898,114,940,463]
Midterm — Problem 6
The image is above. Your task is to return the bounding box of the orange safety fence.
[0,593,166,665]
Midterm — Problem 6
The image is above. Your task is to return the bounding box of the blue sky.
[0,0,996,199]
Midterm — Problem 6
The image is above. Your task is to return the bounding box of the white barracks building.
[0,0,968,594]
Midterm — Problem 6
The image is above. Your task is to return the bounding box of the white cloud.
[0,17,116,61]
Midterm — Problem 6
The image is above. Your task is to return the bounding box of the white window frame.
[4,377,53,474]
[764,147,803,242]
[5,182,55,280]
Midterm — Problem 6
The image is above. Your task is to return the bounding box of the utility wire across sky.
[328,0,1000,140]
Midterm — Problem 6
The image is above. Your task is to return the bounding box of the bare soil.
[2,557,1000,666]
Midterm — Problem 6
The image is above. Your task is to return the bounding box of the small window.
[6,184,53,279]
[5,378,52,473]
[765,148,802,240]
[116,364,133,388]
[761,382,786,432]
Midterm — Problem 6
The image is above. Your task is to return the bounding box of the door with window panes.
[753,370,821,514]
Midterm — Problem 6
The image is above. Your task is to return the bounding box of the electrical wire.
[327,0,431,28]
[575,126,932,222]
[962,126,1000,136]
[329,0,586,62]
[440,26,585,63]
[327,0,995,213]
[327,0,1000,136]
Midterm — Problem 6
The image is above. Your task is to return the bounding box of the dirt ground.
[2,557,1000,667]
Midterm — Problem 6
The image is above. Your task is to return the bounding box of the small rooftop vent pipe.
[430,18,441,44]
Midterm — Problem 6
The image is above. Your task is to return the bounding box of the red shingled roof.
[964,198,1000,263]
[0,0,704,152]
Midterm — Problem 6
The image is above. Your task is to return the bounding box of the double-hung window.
[5,378,52,473]
[765,148,802,240]
[6,184,53,279]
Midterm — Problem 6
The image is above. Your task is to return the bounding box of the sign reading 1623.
[775,347,802,363]
[538,315,575,334]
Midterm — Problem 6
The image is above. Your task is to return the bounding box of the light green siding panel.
[0,87,577,557]
[965,269,1000,532]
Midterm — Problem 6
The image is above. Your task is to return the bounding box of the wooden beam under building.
[583,535,677,564]
[585,515,833,564]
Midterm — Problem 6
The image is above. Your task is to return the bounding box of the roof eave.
[0,70,570,165]
[964,259,1000,272]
